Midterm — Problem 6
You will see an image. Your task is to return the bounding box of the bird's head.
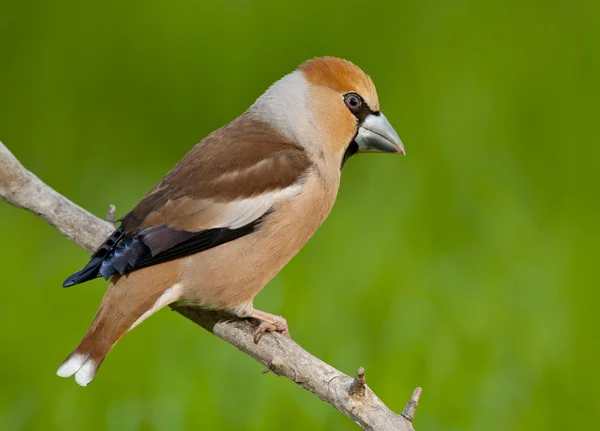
[251,56,404,166]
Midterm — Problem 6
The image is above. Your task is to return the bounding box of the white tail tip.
[57,353,88,378]
[75,359,97,386]
[57,352,97,386]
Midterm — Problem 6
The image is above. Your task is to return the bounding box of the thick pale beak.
[355,112,405,155]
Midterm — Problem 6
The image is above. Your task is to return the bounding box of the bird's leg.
[250,310,290,344]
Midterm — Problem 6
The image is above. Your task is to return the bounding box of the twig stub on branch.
[106,204,117,225]
[401,387,423,423]
[349,367,366,396]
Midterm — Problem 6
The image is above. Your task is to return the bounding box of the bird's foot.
[250,310,290,344]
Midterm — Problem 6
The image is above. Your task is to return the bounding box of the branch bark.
[0,141,421,430]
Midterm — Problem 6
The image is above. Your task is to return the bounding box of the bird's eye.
[344,93,363,112]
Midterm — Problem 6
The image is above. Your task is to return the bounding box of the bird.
[57,56,405,386]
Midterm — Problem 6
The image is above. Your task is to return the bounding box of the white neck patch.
[249,71,319,151]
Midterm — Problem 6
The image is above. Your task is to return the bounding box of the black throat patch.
[341,140,359,169]
[340,105,379,170]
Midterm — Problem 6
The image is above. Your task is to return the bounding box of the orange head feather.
[298,57,379,112]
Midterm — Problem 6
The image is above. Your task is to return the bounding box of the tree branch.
[0,141,421,430]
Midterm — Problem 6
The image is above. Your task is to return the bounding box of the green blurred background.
[1,0,598,430]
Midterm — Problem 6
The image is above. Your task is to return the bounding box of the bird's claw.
[253,316,290,344]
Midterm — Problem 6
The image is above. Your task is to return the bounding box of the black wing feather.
[62,228,127,287]
[62,219,262,288]
[127,222,257,271]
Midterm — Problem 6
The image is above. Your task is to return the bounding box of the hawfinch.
[58,57,404,386]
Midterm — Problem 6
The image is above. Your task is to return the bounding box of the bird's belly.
[178,188,334,315]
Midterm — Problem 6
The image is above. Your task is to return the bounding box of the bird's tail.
[56,334,110,387]
[57,271,181,386]
[56,295,134,386]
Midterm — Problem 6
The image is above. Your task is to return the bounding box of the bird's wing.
[63,114,311,287]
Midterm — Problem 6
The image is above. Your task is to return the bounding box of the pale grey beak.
[355,113,405,155]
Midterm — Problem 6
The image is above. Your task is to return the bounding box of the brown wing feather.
[120,112,311,234]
